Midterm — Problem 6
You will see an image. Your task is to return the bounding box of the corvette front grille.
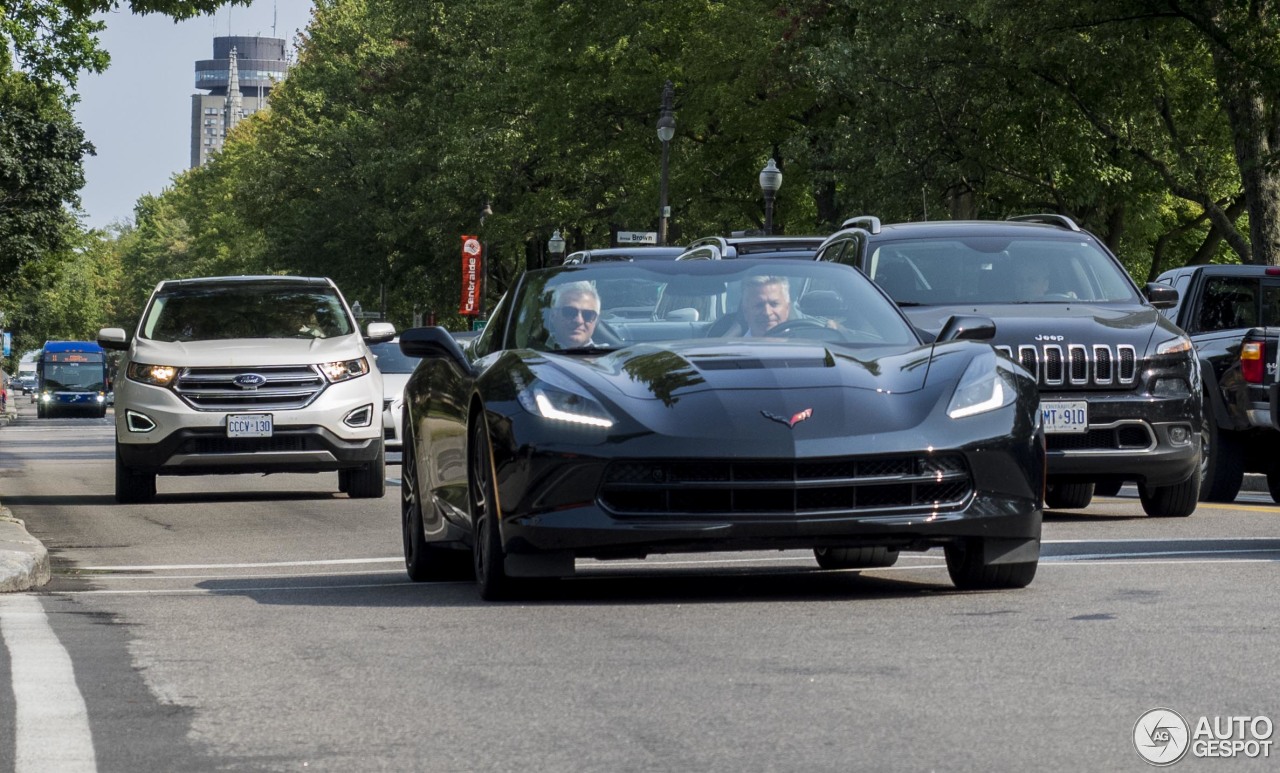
[599,453,972,517]
[173,366,326,411]
[996,344,1137,388]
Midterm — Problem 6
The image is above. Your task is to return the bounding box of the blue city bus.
[37,341,110,418]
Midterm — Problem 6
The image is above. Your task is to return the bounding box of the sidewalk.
[1,398,51,592]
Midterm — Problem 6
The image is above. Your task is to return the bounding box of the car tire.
[115,445,156,504]
[337,470,351,494]
[1044,482,1093,509]
[470,420,513,600]
[345,441,386,499]
[944,538,1038,590]
[1093,480,1123,497]
[402,431,472,582]
[1139,474,1200,517]
[36,403,45,419]
[814,546,899,570]
[1199,419,1243,502]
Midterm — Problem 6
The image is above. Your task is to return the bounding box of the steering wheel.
[764,318,832,336]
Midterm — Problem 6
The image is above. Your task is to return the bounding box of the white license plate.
[227,414,273,438]
[1042,401,1088,434]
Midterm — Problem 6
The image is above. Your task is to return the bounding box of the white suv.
[98,276,394,503]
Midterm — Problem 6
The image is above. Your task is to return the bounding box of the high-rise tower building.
[190,36,288,168]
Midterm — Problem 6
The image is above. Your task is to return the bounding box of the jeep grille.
[996,344,1137,388]
[173,366,326,411]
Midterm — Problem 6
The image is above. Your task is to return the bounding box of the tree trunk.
[1213,54,1280,265]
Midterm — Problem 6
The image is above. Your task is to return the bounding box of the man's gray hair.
[742,275,790,300]
[552,281,600,308]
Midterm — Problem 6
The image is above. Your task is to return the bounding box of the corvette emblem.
[762,408,813,428]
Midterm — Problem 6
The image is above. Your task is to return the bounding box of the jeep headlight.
[947,352,1018,419]
[1155,335,1193,356]
[319,357,370,383]
[127,362,179,387]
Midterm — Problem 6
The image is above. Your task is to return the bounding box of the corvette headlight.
[1155,335,1193,356]
[319,357,370,383]
[127,362,179,387]
[516,378,615,428]
[947,352,1017,419]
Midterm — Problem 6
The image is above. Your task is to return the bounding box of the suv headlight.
[1155,335,1193,356]
[947,352,1017,419]
[319,357,370,383]
[127,362,179,387]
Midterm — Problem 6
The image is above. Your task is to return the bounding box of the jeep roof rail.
[1007,213,1081,232]
[685,236,729,250]
[840,215,882,234]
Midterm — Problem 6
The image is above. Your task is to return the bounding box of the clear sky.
[73,1,316,231]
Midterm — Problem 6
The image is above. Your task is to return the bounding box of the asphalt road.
[1,400,1277,772]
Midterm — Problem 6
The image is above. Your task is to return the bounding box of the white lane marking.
[0,595,97,773]
[1048,548,1280,561]
[77,557,403,572]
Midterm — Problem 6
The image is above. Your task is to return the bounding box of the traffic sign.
[616,231,658,244]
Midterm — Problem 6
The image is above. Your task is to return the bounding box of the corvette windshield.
[511,260,919,351]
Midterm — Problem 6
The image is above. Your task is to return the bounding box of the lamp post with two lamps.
[656,80,675,246]
[759,158,783,235]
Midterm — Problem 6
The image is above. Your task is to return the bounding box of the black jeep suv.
[814,215,1201,516]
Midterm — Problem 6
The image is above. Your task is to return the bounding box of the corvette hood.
[129,336,367,367]
[548,340,938,402]
[902,303,1164,350]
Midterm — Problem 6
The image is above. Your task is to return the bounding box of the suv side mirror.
[1144,283,1178,309]
[365,321,396,343]
[98,327,129,351]
[937,314,997,342]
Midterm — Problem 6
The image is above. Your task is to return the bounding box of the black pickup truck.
[1154,264,1280,502]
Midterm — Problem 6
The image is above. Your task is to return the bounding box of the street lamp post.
[656,80,675,246]
[548,229,566,265]
[759,158,783,235]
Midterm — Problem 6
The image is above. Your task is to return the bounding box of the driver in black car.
[1013,262,1050,301]
[708,275,795,337]
[742,275,793,336]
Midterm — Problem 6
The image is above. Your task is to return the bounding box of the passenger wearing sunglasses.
[547,281,602,350]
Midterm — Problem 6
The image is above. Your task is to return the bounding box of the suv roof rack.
[840,215,882,234]
[1007,213,1081,232]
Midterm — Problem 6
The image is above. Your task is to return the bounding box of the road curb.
[0,506,50,593]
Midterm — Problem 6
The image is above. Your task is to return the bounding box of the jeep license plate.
[227,414,273,438]
[1042,401,1087,434]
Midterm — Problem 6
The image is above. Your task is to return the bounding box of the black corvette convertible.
[399,259,1045,599]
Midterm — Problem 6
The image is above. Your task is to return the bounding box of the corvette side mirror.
[399,326,474,375]
[937,315,996,342]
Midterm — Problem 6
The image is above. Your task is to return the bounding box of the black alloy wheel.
[470,420,513,600]
[401,424,472,582]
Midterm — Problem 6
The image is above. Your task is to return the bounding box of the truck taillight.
[1241,341,1264,383]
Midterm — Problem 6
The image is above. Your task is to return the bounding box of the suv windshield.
[867,236,1140,305]
[142,285,354,342]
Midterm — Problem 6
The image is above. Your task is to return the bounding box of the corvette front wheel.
[945,538,1037,590]
[470,421,513,600]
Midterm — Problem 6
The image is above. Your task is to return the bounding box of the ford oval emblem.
[233,373,267,390]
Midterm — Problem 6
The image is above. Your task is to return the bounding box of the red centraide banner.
[459,235,484,316]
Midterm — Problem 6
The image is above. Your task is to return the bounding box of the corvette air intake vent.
[599,453,972,517]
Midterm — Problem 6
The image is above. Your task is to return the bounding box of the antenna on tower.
[273,0,278,37]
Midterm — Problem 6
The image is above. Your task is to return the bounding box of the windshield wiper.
[557,346,620,355]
